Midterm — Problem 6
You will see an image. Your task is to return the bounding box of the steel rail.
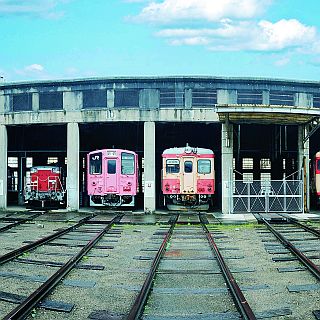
[0,212,43,233]
[200,218,256,320]
[261,217,320,281]
[277,213,320,238]
[3,213,124,320]
[126,214,179,320]
[0,214,95,265]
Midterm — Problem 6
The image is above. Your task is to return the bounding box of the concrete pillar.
[262,90,270,105]
[139,89,159,109]
[221,122,233,214]
[63,91,83,111]
[184,89,192,108]
[298,125,310,212]
[67,122,79,211]
[32,93,39,112]
[107,90,115,108]
[295,93,312,108]
[18,155,26,205]
[217,89,237,105]
[144,121,156,213]
[0,125,7,209]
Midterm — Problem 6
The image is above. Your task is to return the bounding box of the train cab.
[24,166,65,207]
[162,145,215,210]
[87,149,139,207]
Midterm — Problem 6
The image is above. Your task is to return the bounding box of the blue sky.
[1,0,320,82]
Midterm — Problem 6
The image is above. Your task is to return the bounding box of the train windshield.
[121,153,135,175]
[317,160,320,171]
[198,160,211,174]
[184,161,193,173]
[90,152,102,174]
[166,159,180,174]
[108,160,116,174]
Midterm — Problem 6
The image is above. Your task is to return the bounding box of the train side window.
[184,161,193,173]
[198,160,211,174]
[166,159,179,174]
[121,152,135,175]
[108,160,116,174]
[317,160,320,171]
[90,152,102,174]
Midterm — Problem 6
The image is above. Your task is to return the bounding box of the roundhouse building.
[0,76,319,214]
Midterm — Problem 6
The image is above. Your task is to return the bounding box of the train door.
[181,157,196,193]
[105,157,119,193]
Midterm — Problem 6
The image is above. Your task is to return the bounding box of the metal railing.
[229,175,303,213]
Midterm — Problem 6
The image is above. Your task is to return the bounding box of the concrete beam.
[1,108,220,125]
[67,122,79,211]
[144,121,156,213]
[221,122,233,214]
[0,125,7,209]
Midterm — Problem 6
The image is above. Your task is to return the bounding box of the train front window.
[121,153,135,175]
[166,159,179,174]
[317,160,320,171]
[184,161,193,173]
[108,160,116,174]
[198,160,211,174]
[90,152,102,174]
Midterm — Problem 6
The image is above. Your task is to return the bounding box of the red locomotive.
[24,166,66,207]
[162,145,215,210]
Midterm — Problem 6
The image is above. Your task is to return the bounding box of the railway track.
[127,214,256,320]
[0,213,124,319]
[257,213,320,281]
[0,211,45,233]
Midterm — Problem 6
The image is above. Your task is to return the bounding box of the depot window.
[166,159,180,174]
[108,160,116,174]
[198,160,211,174]
[89,152,102,174]
[121,152,135,175]
[184,161,193,173]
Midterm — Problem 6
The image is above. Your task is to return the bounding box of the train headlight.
[52,167,60,173]
[30,168,38,173]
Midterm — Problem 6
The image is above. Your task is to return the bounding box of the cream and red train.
[311,152,320,206]
[161,145,215,210]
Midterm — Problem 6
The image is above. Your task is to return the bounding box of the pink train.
[87,149,139,207]
[161,145,215,210]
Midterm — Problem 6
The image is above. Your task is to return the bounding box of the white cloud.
[0,0,68,18]
[274,56,291,67]
[156,19,318,53]
[131,0,271,23]
[24,64,44,72]
[15,64,46,78]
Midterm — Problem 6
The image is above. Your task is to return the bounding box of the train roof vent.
[163,146,214,155]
